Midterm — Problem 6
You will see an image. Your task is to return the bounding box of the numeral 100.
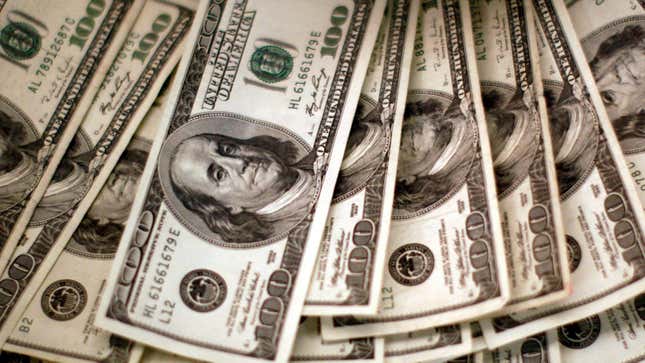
[320,6,348,58]
[70,0,106,49]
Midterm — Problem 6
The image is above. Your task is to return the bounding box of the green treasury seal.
[250,45,293,83]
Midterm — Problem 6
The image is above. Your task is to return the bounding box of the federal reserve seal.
[41,279,87,321]
[388,243,434,286]
[250,45,293,83]
[0,22,41,60]
[558,315,602,349]
[565,234,582,272]
[180,269,227,312]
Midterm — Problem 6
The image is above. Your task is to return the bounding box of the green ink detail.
[0,22,41,60]
[250,46,293,83]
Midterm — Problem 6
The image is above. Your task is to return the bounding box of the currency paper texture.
[478,333,561,363]
[549,292,645,363]
[4,61,183,362]
[470,0,568,313]
[303,0,418,316]
[0,0,145,269]
[290,317,384,363]
[96,1,385,363]
[139,317,385,363]
[322,0,509,340]
[384,324,472,363]
[481,0,645,348]
[567,0,645,208]
[0,0,192,349]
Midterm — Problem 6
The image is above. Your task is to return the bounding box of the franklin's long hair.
[72,149,148,254]
[170,134,301,243]
[589,24,645,75]
[395,99,455,212]
[0,112,27,175]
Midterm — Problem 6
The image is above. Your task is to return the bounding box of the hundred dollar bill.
[548,292,645,363]
[321,0,509,340]
[480,0,645,348]
[0,0,193,348]
[567,0,645,208]
[384,324,472,363]
[95,1,385,363]
[303,0,419,317]
[138,317,385,363]
[478,333,561,363]
[0,0,145,268]
[470,0,568,312]
[3,71,180,363]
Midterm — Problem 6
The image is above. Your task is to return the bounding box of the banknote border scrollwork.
[108,0,379,359]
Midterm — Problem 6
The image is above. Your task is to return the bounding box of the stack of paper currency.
[0,0,642,362]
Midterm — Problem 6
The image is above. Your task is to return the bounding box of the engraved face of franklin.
[485,111,515,162]
[170,134,292,213]
[595,47,645,121]
[0,132,10,174]
[398,114,451,183]
[0,128,22,176]
[88,161,140,225]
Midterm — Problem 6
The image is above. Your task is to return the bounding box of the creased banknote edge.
[384,323,472,363]
[0,5,192,358]
[0,0,147,272]
[302,0,420,317]
[319,0,511,341]
[96,2,388,363]
[495,0,571,314]
[479,0,645,349]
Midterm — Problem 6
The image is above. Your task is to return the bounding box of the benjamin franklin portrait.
[334,98,387,198]
[30,135,91,225]
[544,86,597,197]
[69,147,148,256]
[0,112,38,211]
[394,96,475,215]
[160,115,315,245]
[482,88,538,196]
[586,23,645,153]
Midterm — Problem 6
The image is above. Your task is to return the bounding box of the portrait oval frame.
[542,80,598,201]
[0,94,40,212]
[393,91,478,220]
[480,81,540,199]
[158,112,312,248]
[66,137,153,259]
[332,95,390,202]
[30,129,93,226]
[580,15,645,154]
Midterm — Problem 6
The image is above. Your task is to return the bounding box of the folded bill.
[4,60,182,363]
[0,0,145,269]
[138,317,385,363]
[321,0,509,340]
[384,324,472,363]
[567,0,645,208]
[470,0,568,313]
[303,0,419,317]
[548,292,645,363]
[0,0,193,349]
[478,332,561,363]
[481,0,645,348]
[96,1,385,362]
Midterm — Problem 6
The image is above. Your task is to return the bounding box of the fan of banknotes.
[0,0,642,362]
